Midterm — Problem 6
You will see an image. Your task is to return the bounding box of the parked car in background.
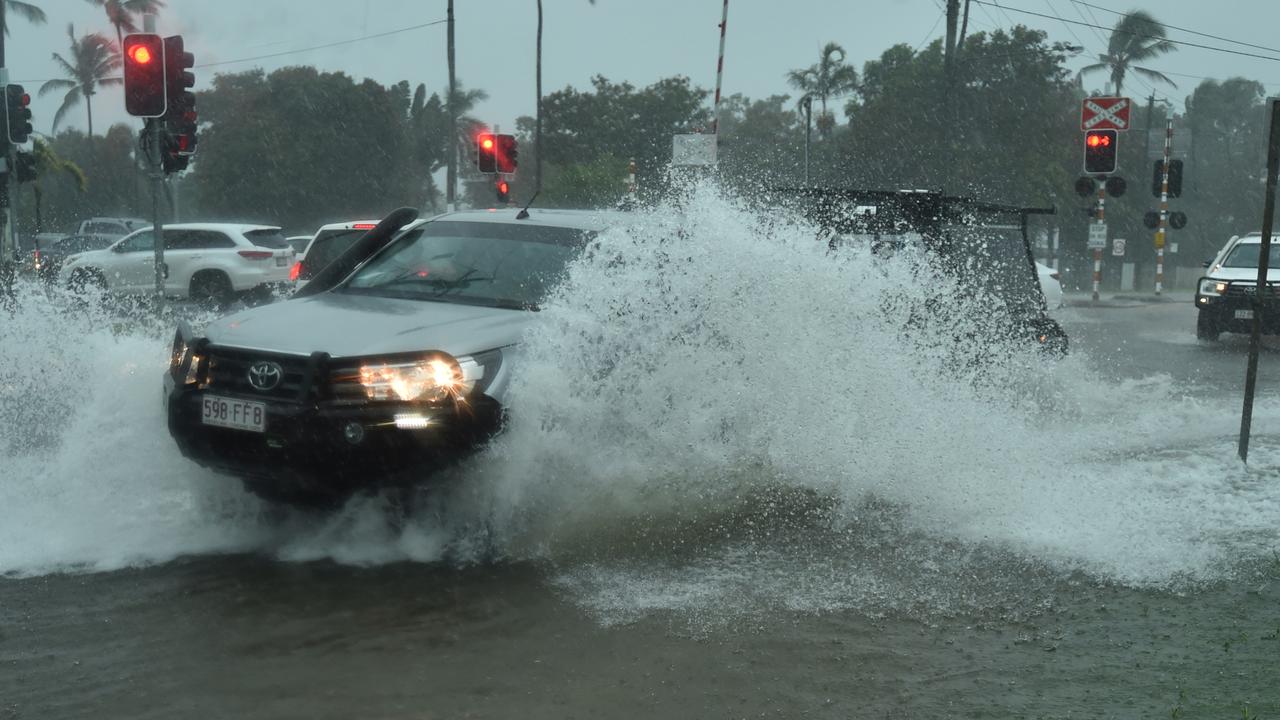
[1035,261,1064,310]
[17,233,67,282]
[60,223,295,305]
[34,234,116,283]
[287,235,312,256]
[74,217,148,242]
[1194,232,1280,340]
[292,220,379,289]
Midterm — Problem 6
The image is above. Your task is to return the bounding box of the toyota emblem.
[247,361,284,391]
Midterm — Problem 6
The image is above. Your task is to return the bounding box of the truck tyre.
[1196,310,1222,341]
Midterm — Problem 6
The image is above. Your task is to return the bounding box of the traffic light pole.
[147,117,166,312]
[1153,118,1173,296]
[1238,98,1280,463]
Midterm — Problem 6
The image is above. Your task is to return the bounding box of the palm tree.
[84,0,165,55]
[786,42,858,139]
[1078,9,1176,95]
[1,0,46,36]
[38,25,121,135]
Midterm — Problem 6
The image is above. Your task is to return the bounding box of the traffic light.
[1082,129,1118,174]
[1151,158,1183,198]
[4,84,32,144]
[495,134,518,173]
[14,151,36,183]
[123,34,167,117]
[477,133,497,173]
[496,179,510,204]
[162,35,197,174]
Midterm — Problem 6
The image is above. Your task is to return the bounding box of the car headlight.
[169,326,201,385]
[1199,279,1227,296]
[357,354,482,402]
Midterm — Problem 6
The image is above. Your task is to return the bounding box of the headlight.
[357,355,482,402]
[169,327,200,385]
[1199,279,1226,296]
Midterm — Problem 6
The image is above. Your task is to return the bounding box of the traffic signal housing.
[495,134,518,173]
[4,84,32,144]
[14,151,36,183]
[1083,129,1118,174]
[1151,158,1183,198]
[477,133,497,173]
[123,33,166,117]
[162,35,198,173]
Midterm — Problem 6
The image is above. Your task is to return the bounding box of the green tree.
[516,74,708,205]
[786,42,858,138]
[192,67,423,232]
[84,0,166,56]
[38,24,120,135]
[1,0,46,36]
[21,137,87,233]
[1182,78,1268,253]
[716,93,804,191]
[1077,9,1175,94]
[14,124,138,235]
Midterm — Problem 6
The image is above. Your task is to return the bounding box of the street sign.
[1088,222,1107,249]
[1112,237,1126,256]
[672,133,717,166]
[1081,97,1131,131]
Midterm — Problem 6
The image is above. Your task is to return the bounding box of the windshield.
[342,220,591,309]
[301,228,366,275]
[1222,242,1280,268]
[244,228,289,249]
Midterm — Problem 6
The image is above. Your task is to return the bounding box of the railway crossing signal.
[1083,130,1118,174]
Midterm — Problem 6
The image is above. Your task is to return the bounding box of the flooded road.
[3,201,1280,720]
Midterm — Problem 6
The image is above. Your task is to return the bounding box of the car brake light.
[238,250,273,260]
[289,261,302,281]
[352,223,376,230]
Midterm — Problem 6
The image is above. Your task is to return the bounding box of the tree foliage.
[190,67,424,231]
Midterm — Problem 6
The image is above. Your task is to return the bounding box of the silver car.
[164,208,620,506]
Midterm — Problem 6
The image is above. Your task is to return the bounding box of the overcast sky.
[8,0,1280,140]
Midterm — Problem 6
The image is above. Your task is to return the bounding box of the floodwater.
[2,192,1278,718]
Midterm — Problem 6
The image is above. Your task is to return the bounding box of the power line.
[975,2,1280,63]
[1069,0,1280,56]
[915,9,946,52]
[197,18,448,69]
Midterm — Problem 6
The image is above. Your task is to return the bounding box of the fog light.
[394,413,432,430]
[343,422,365,444]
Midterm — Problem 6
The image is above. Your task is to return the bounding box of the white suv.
[1195,232,1280,340]
[60,223,295,304]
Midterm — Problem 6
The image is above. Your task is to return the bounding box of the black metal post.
[1238,97,1280,462]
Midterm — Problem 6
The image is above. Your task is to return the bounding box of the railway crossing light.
[123,33,166,117]
[477,133,497,173]
[4,84,32,144]
[1083,129,1118,174]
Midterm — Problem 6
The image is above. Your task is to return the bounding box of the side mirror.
[1202,259,1212,268]
[111,243,126,253]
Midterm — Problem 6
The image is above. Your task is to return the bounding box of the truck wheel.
[189,271,233,308]
[1196,310,1222,341]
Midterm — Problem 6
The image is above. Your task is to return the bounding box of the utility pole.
[535,0,543,196]
[446,0,457,211]
[944,0,959,82]
[0,0,12,296]
[802,95,812,184]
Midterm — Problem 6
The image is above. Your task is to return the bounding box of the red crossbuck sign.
[1081,96,1131,131]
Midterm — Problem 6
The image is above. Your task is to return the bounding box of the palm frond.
[51,86,83,132]
[7,0,47,23]
[1131,65,1177,88]
[38,78,76,97]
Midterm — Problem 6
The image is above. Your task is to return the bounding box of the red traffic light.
[1083,129,1118,174]
[129,44,154,64]
[498,181,509,193]
[1086,133,1110,148]
[481,137,495,150]
[123,33,166,117]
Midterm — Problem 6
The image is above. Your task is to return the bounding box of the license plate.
[1235,309,1254,320]
[201,394,266,432]
[275,256,288,267]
